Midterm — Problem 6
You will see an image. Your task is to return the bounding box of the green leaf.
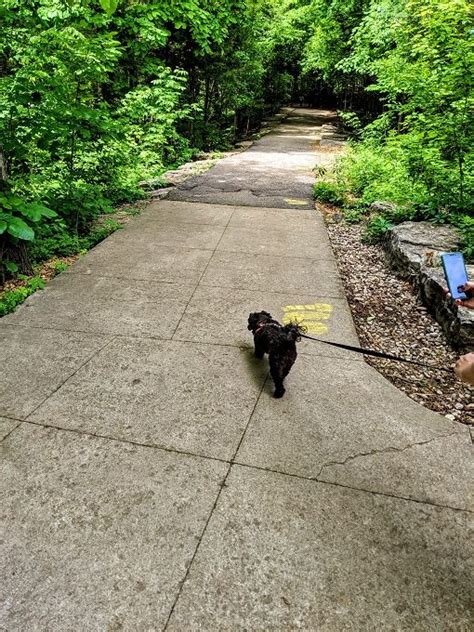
[0,219,7,234]
[99,0,119,16]
[20,202,57,222]
[5,261,19,274]
[6,217,35,241]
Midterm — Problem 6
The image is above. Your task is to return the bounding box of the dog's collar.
[255,321,278,334]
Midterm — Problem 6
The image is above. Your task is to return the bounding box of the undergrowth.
[0,276,45,317]
[313,144,474,260]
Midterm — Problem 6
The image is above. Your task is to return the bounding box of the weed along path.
[1,110,473,630]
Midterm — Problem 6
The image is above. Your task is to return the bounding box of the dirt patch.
[323,208,473,427]
[0,254,79,299]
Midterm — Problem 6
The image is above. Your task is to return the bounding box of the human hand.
[454,352,474,386]
[445,282,474,310]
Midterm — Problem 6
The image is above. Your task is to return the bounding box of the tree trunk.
[0,145,7,182]
[0,236,33,278]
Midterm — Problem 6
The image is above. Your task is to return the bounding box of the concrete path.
[1,110,473,630]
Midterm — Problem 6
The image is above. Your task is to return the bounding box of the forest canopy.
[0,0,473,282]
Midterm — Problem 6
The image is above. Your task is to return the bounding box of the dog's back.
[248,311,304,397]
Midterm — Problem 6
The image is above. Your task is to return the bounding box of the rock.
[384,221,474,350]
[369,201,398,215]
[139,177,165,190]
[149,188,172,199]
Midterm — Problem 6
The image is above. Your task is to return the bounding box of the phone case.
[441,253,468,300]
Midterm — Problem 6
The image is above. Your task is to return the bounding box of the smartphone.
[441,252,468,300]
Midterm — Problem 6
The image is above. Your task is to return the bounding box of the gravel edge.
[323,210,473,427]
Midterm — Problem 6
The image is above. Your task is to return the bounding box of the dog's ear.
[247,312,259,331]
[248,310,273,331]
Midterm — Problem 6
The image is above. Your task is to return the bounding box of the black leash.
[299,333,453,373]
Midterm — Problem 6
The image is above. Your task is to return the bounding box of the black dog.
[247,311,305,398]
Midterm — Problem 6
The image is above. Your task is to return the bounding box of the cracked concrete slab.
[200,251,343,295]
[235,354,471,508]
[0,325,108,419]
[28,338,267,460]
[173,285,361,360]
[0,417,19,441]
[167,466,474,631]
[318,430,474,511]
[0,423,227,630]
[3,274,194,338]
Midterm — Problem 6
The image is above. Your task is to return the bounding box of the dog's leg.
[254,336,265,359]
[269,354,285,398]
[282,350,297,379]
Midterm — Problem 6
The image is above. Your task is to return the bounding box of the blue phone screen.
[442,253,468,300]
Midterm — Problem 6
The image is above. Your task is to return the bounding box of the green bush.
[83,220,122,250]
[343,205,367,224]
[0,276,45,317]
[363,215,393,244]
[30,231,82,262]
[52,260,69,274]
[312,181,345,206]
[454,215,474,262]
[338,111,363,137]
[30,220,122,264]
[335,141,429,209]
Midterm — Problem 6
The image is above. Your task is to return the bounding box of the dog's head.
[283,322,306,342]
[247,311,273,332]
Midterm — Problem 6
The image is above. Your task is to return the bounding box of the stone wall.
[384,221,474,350]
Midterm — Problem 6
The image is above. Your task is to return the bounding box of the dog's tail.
[283,322,306,342]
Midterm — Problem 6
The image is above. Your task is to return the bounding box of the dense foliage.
[305,0,473,252]
[0,0,294,278]
[1,0,473,280]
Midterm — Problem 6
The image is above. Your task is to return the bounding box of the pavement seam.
[0,322,365,365]
[64,273,197,285]
[0,420,23,443]
[162,374,269,630]
[231,461,473,514]
[3,414,470,514]
[197,282,345,299]
[121,218,232,228]
[22,335,117,422]
[29,272,345,299]
[314,429,468,480]
[14,419,230,466]
[170,208,236,340]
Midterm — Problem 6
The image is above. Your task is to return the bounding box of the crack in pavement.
[314,430,466,480]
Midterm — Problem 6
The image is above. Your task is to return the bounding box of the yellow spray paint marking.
[282,302,333,335]
[284,198,308,206]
